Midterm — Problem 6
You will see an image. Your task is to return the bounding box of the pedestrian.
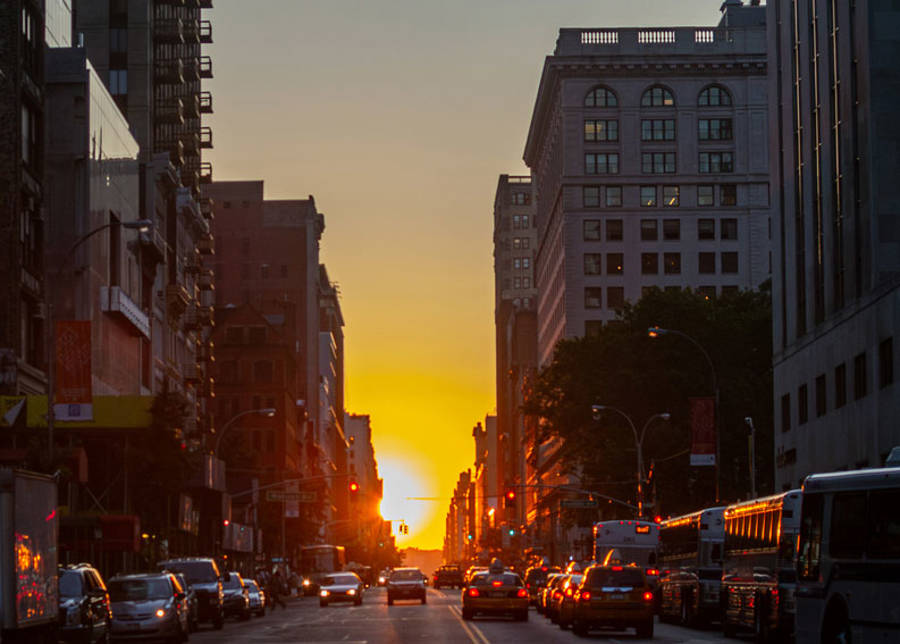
[268,571,286,610]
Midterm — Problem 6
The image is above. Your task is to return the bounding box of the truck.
[0,469,58,644]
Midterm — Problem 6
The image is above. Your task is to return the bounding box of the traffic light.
[504,488,516,508]
[349,480,359,493]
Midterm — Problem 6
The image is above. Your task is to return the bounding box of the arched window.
[584,86,618,108]
[698,84,732,107]
[641,86,675,107]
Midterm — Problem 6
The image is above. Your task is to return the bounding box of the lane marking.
[448,605,483,644]
[448,605,490,644]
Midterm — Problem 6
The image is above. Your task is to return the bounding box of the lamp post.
[45,219,152,463]
[213,407,276,457]
[590,405,670,518]
[648,326,720,502]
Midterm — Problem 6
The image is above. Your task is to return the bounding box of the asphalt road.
[187,587,737,643]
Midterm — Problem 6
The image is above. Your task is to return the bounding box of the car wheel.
[213,611,224,630]
[636,618,654,639]
[421,594,427,605]
[462,608,473,621]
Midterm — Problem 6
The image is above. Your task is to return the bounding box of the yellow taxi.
[571,564,655,638]
[461,560,529,622]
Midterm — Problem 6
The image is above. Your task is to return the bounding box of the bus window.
[798,494,823,581]
[867,489,900,559]
[711,542,722,563]
[830,492,866,558]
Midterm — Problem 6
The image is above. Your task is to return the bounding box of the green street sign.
[560,499,599,509]
[266,491,316,503]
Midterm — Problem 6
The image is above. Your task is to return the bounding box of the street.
[188,587,736,643]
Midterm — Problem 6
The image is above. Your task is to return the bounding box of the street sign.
[561,499,599,509]
[266,491,316,503]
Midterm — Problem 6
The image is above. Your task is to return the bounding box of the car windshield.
[390,570,422,581]
[323,574,358,586]
[108,578,172,601]
[247,580,259,591]
[222,575,243,589]
[160,561,219,584]
[58,572,83,597]
[585,568,645,588]
[473,573,522,587]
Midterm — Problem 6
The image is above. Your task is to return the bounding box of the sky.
[206,0,727,550]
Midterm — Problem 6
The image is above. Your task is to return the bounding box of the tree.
[523,286,773,517]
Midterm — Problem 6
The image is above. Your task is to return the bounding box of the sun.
[377,455,436,547]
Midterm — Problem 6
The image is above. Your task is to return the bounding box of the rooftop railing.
[556,26,766,57]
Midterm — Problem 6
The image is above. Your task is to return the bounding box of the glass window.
[641,119,676,141]
[879,337,894,389]
[640,219,658,241]
[663,219,680,240]
[642,152,676,174]
[109,69,127,95]
[606,219,623,241]
[781,393,791,432]
[522,238,530,250]
[698,185,714,206]
[583,220,602,241]
[585,86,617,107]
[868,489,900,559]
[640,186,657,207]
[641,253,658,275]
[522,215,530,228]
[584,119,619,142]
[511,192,531,205]
[585,320,604,337]
[721,218,738,240]
[606,186,622,207]
[699,152,734,173]
[607,287,625,309]
[830,492,867,558]
[721,184,737,205]
[254,360,272,383]
[523,258,530,269]
[698,118,733,141]
[583,186,600,207]
[854,352,867,400]
[663,186,680,207]
[606,253,623,275]
[698,219,715,240]
[664,252,681,274]
[721,252,738,273]
[698,85,732,106]
[584,287,603,309]
[585,153,619,174]
[815,374,827,417]
[798,384,809,425]
[698,252,716,274]
[835,363,847,408]
[641,86,675,107]
[584,253,602,275]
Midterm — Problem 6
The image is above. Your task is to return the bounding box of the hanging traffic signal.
[504,488,516,508]
[349,481,359,493]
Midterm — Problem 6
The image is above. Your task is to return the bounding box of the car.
[157,557,226,630]
[319,572,364,607]
[432,565,464,589]
[544,573,571,622]
[555,573,583,630]
[376,569,391,586]
[461,560,528,621]
[107,572,190,643]
[571,564,655,638]
[463,566,488,586]
[170,572,199,633]
[538,573,564,615]
[386,568,427,605]
[58,563,112,644]
[245,579,266,617]
[221,572,251,620]
[523,564,561,606]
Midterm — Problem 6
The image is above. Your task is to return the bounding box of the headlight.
[378,577,385,584]
[347,589,356,596]
[155,608,166,618]
[319,590,329,597]
[303,579,311,587]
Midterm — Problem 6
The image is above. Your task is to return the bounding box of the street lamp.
[647,325,720,501]
[45,219,154,462]
[590,405,670,518]
[213,408,276,457]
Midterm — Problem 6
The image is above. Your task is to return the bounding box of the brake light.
[526,583,530,589]
[612,566,623,571]
[565,587,574,597]
[516,588,528,598]
[643,591,654,602]
[541,566,548,571]
[580,591,592,602]
[646,568,659,577]
[554,590,562,600]
[467,588,480,598]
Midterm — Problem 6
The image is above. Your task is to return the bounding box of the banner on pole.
[690,397,715,466]
[55,321,93,420]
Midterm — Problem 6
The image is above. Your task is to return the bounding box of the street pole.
[213,407,276,456]
[745,417,756,499]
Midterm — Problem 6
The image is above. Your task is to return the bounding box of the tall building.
[492,175,538,533]
[320,266,347,531]
[768,0,900,488]
[443,469,472,564]
[523,1,770,367]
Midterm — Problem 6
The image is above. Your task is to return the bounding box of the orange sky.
[206,0,721,550]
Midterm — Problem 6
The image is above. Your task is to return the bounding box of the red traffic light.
[349,481,360,493]
[506,489,516,501]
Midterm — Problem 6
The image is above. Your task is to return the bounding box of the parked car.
[386,568,427,605]
[171,572,199,632]
[571,564,655,638]
[461,561,528,621]
[58,563,111,644]
[319,572,365,607]
[107,572,191,643]
[157,557,226,630]
[221,572,251,620]
[432,565,464,589]
[246,579,266,617]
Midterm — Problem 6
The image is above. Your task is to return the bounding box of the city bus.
[593,520,661,590]
[657,506,725,625]
[721,490,802,640]
[299,545,346,595]
[795,466,900,643]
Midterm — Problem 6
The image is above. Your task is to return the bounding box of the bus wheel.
[822,601,852,644]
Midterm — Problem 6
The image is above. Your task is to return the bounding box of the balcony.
[155,58,184,85]
[198,269,214,291]
[157,136,185,167]
[198,288,215,308]
[166,284,191,317]
[184,362,201,384]
[199,377,214,399]
[199,56,213,78]
[154,18,184,44]
[180,131,200,156]
[182,19,201,43]
[197,304,214,326]
[139,227,167,265]
[182,57,201,82]
[199,0,213,8]
[199,126,213,149]
[199,91,213,114]
[197,234,214,255]
[200,20,213,43]
[199,162,212,184]
[101,286,151,339]
[182,93,200,118]
[199,196,214,220]
[155,96,184,125]
[197,342,214,363]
